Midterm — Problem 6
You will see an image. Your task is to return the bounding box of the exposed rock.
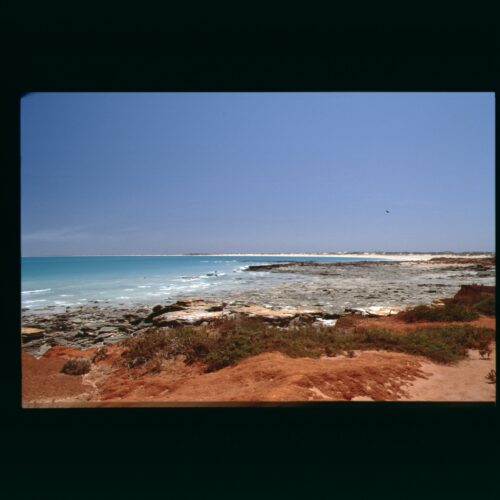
[36,344,53,358]
[344,306,406,317]
[81,324,100,332]
[123,313,141,322]
[97,327,118,334]
[95,332,114,340]
[315,318,338,327]
[429,256,495,266]
[431,299,446,308]
[144,303,186,323]
[21,327,45,342]
[230,305,322,324]
[103,334,129,344]
[152,310,228,326]
[53,338,77,347]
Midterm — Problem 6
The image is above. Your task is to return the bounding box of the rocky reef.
[21,256,495,359]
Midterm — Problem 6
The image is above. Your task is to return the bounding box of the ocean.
[21,255,383,311]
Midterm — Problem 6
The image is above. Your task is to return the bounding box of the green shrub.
[474,296,496,316]
[401,301,480,322]
[122,317,496,372]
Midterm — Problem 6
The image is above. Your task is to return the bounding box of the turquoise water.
[21,255,384,310]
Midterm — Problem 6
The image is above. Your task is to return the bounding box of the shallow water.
[21,255,385,311]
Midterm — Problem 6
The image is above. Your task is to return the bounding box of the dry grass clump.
[61,357,91,375]
[92,346,108,363]
[485,370,496,384]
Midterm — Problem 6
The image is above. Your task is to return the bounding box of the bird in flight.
[385,210,390,214]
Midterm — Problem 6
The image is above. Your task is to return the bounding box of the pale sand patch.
[199,253,493,261]
[401,344,496,402]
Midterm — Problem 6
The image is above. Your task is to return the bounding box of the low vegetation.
[61,357,91,375]
[400,301,480,322]
[122,317,496,372]
[92,346,108,363]
[485,369,496,384]
[400,285,496,322]
[473,296,496,316]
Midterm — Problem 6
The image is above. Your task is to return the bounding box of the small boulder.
[98,327,117,334]
[152,310,228,326]
[21,327,45,342]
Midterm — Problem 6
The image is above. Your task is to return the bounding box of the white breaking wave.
[23,299,47,303]
[137,285,152,288]
[22,288,51,295]
[233,266,249,272]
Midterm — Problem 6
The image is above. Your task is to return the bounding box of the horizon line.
[21,250,496,258]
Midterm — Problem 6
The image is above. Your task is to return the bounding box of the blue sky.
[21,92,495,255]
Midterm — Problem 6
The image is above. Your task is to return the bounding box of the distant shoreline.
[22,252,495,261]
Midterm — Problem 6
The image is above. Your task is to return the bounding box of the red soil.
[22,351,89,404]
[337,313,495,333]
[23,349,429,405]
[452,284,495,304]
[21,283,496,405]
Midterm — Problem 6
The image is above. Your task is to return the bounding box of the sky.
[21,92,495,256]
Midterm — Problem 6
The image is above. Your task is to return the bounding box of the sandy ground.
[22,294,496,406]
[197,253,494,261]
[22,344,496,406]
[97,350,428,402]
[400,345,496,401]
